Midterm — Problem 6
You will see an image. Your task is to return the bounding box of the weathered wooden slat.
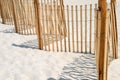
[45,3,50,51]
[50,0,54,51]
[41,1,46,50]
[67,5,70,52]
[80,5,83,52]
[53,1,58,52]
[76,5,78,52]
[71,6,74,52]
[85,5,87,53]
[58,6,63,52]
[63,6,67,52]
[90,4,92,53]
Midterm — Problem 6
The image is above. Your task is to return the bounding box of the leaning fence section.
[38,0,67,52]
[12,0,36,35]
[0,0,14,25]
[37,0,97,54]
[36,0,118,71]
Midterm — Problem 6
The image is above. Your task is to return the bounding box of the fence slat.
[63,6,67,52]
[85,5,87,53]
[26,0,29,35]
[56,0,59,51]
[76,5,78,52]
[30,1,33,34]
[90,4,92,53]
[113,2,118,59]
[41,2,46,50]
[67,5,70,52]
[57,6,62,52]
[71,6,74,52]
[80,5,83,52]
[29,1,33,35]
[45,3,50,51]
[12,0,18,33]
[94,4,99,71]
[50,0,55,51]
[53,1,58,52]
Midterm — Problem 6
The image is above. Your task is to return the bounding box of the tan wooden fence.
[34,0,118,61]
[12,0,36,35]
[36,0,97,53]
[35,0,118,79]
[0,0,14,25]
[0,0,118,79]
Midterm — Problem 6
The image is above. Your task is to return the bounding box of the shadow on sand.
[48,54,97,80]
[12,39,39,49]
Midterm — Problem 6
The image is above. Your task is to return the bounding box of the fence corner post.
[98,0,108,80]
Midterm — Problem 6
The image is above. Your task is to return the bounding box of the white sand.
[0,0,120,80]
[0,23,84,80]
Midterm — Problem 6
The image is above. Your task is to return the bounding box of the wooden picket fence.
[0,0,14,25]
[12,0,36,35]
[0,0,118,79]
[36,0,97,53]
[35,1,118,79]
[34,0,118,60]
[0,0,36,35]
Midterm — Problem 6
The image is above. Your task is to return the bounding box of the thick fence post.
[98,0,108,80]
[34,0,43,50]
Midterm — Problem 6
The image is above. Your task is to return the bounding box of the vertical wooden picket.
[41,0,46,50]
[71,6,74,52]
[11,0,18,33]
[76,5,79,52]
[80,5,83,52]
[67,5,70,52]
[90,4,92,53]
[85,5,87,52]
[63,6,67,52]
[53,1,58,52]
[50,0,54,51]
[58,6,63,52]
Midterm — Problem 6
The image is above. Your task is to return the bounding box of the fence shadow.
[12,39,39,49]
[48,54,97,80]
[48,78,67,80]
